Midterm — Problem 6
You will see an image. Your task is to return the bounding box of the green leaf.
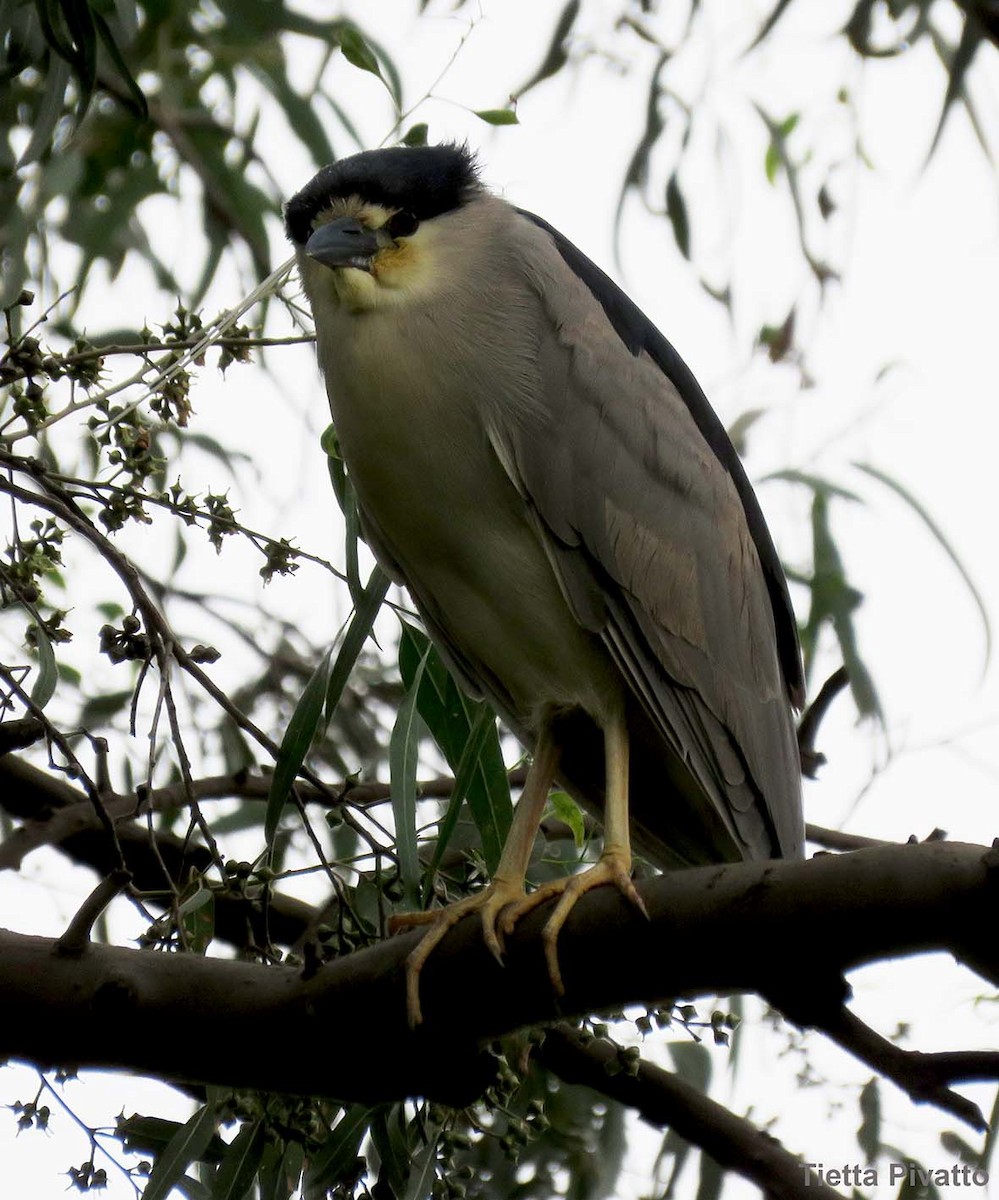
[896,1157,942,1200]
[400,123,429,147]
[142,1105,219,1200]
[473,108,519,126]
[665,173,690,259]
[57,662,81,687]
[247,60,335,169]
[304,1105,373,1194]
[402,1121,443,1200]
[726,408,765,458]
[977,1087,999,1170]
[614,53,670,259]
[745,0,796,53]
[858,1077,881,1162]
[424,702,502,895]
[762,468,863,504]
[778,112,800,138]
[398,626,512,872]
[764,141,781,184]
[807,490,881,718]
[91,8,148,119]
[370,1105,410,1199]
[551,790,585,849]
[178,885,215,955]
[940,1130,981,1166]
[15,54,70,169]
[324,566,391,721]
[668,1042,712,1094]
[29,622,58,710]
[211,1120,266,1200]
[695,1151,724,1200]
[337,25,383,80]
[513,0,580,99]
[853,461,992,669]
[257,1141,299,1200]
[659,1126,693,1199]
[391,641,432,908]
[265,646,333,847]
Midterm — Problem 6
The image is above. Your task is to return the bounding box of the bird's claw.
[390,878,526,1028]
[501,850,646,996]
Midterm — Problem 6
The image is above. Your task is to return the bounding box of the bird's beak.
[305,216,386,272]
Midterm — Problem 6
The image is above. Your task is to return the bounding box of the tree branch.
[537,1029,846,1200]
[2,842,998,1113]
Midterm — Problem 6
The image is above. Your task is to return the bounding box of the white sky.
[2,1,998,1196]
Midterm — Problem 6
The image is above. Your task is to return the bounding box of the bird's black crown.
[285,143,481,246]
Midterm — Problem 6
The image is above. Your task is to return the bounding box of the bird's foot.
[388,876,527,1028]
[498,848,649,996]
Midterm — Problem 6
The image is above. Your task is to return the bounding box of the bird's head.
[284,143,482,312]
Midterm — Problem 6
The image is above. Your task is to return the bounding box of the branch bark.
[2,842,998,1111]
[538,1029,846,1200]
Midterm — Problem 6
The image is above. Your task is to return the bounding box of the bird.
[285,143,804,1027]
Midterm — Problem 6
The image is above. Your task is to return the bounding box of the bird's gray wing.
[485,212,803,861]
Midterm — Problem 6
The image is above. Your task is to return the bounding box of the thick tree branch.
[538,1029,846,1200]
[2,842,998,1112]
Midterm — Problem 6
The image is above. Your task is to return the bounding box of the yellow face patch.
[309,197,440,313]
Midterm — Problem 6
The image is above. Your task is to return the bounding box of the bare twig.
[797,666,850,778]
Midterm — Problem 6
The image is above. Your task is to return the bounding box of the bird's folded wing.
[486,221,803,860]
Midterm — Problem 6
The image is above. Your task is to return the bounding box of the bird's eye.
[386,210,419,239]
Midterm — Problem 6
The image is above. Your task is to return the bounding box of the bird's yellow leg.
[389,721,561,1027]
[498,711,648,995]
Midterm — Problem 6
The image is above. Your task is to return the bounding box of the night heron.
[285,144,804,1026]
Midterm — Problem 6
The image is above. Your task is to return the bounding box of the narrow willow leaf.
[695,1151,724,1200]
[15,55,70,168]
[857,1077,881,1162]
[668,1042,712,1093]
[178,885,215,955]
[744,0,795,53]
[304,1105,373,1194]
[324,566,390,720]
[764,141,781,184]
[665,173,690,259]
[473,108,519,125]
[258,1141,298,1200]
[369,1105,410,1198]
[513,0,580,99]
[399,625,512,872]
[977,1088,999,1170]
[762,468,863,504]
[29,623,58,710]
[424,702,499,897]
[402,1122,442,1200]
[807,490,881,718]
[391,642,431,908]
[92,9,148,117]
[265,646,333,847]
[142,1105,218,1200]
[211,1120,266,1200]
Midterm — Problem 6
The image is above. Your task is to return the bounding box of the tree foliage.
[1,2,997,1198]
